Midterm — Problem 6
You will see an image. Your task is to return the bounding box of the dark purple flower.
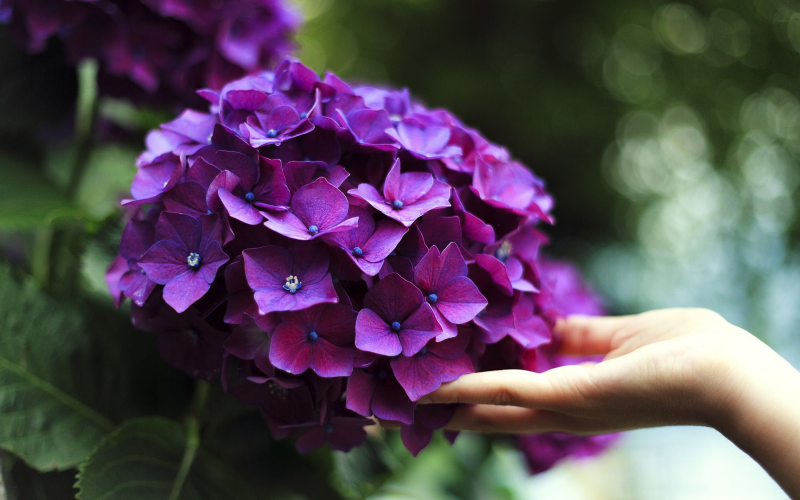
[485,225,547,293]
[379,224,428,282]
[139,213,229,313]
[269,303,357,377]
[295,415,372,453]
[263,177,358,240]
[349,159,451,227]
[517,433,619,474]
[207,151,290,224]
[391,331,474,401]
[128,153,186,205]
[346,358,416,424]
[472,158,553,223]
[242,242,337,314]
[322,206,408,276]
[244,94,315,147]
[469,255,516,344]
[336,109,399,151]
[283,160,349,194]
[355,273,441,357]
[401,404,459,457]
[414,243,487,340]
[107,219,158,307]
[509,292,552,349]
[223,315,276,375]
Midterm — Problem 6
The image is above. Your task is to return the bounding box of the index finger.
[419,369,559,408]
[556,315,633,356]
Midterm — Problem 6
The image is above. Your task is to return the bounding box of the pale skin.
[419,308,800,499]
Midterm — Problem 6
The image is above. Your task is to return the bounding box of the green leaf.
[0,266,116,471]
[75,417,258,500]
[0,154,79,229]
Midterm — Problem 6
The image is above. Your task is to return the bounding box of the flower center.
[283,275,303,294]
[206,210,213,215]
[427,293,438,304]
[266,129,277,138]
[391,321,401,332]
[419,347,427,355]
[376,369,388,380]
[187,253,201,268]
[308,331,318,341]
[245,192,255,202]
[352,246,363,257]
[324,423,334,433]
[300,112,308,119]
[495,240,513,262]
[392,200,403,210]
[307,224,319,235]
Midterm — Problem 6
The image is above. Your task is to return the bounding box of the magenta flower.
[379,224,428,282]
[517,433,620,474]
[391,332,474,401]
[486,225,547,292]
[269,303,357,377]
[337,109,399,151]
[385,116,462,160]
[207,151,290,224]
[346,358,417,424]
[413,243,487,340]
[322,206,408,276]
[355,273,441,357]
[469,255,516,344]
[223,256,258,324]
[244,94,315,147]
[401,404,459,457]
[242,242,337,314]
[222,316,274,375]
[139,213,229,313]
[128,153,186,205]
[263,178,358,240]
[283,160,349,194]
[348,159,451,227]
[472,159,553,223]
[295,415,373,453]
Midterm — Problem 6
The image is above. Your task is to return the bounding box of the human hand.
[422,308,795,436]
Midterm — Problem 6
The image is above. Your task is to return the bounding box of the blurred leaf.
[75,144,137,220]
[75,417,257,500]
[332,435,399,500]
[0,265,116,471]
[0,154,79,230]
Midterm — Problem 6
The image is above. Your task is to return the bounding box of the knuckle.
[489,386,519,406]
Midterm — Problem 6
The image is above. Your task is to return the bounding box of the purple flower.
[346,358,417,424]
[283,160,349,194]
[269,303,357,377]
[139,213,229,313]
[472,158,553,223]
[355,273,441,357]
[322,206,408,276]
[385,116,462,159]
[401,404,459,457]
[295,415,372,454]
[349,159,451,227]
[413,243,487,340]
[469,255,516,344]
[207,151,290,224]
[517,433,619,474]
[107,219,158,307]
[379,224,428,282]
[391,331,474,401]
[128,153,186,205]
[223,316,275,375]
[242,242,337,314]
[263,177,358,240]
[486,225,547,293]
[244,94,315,147]
[336,109,399,151]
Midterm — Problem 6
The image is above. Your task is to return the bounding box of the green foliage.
[0,153,79,230]
[0,265,117,471]
[75,417,257,500]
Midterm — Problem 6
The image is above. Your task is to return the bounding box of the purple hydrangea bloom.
[139,212,229,313]
[269,303,357,377]
[413,243,487,340]
[110,58,614,465]
[1,0,301,105]
[242,242,338,314]
[517,433,620,474]
[355,273,441,357]
[349,159,451,227]
[263,177,358,240]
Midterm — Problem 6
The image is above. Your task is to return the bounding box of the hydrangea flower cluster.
[0,0,300,104]
[107,57,616,465]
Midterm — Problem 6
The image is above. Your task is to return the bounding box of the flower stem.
[65,58,99,200]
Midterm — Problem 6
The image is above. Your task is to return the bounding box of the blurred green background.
[1,0,799,498]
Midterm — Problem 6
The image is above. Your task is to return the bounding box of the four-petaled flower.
[391,331,474,401]
[139,213,229,313]
[263,177,358,240]
[414,243,488,340]
[349,159,451,227]
[355,273,441,357]
[269,303,358,377]
[242,242,338,314]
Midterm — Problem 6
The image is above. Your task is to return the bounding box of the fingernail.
[418,396,432,404]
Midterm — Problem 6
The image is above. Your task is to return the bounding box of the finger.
[445,404,567,433]
[420,369,562,408]
[556,315,634,356]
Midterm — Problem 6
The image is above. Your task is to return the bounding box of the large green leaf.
[0,266,116,470]
[75,417,257,500]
